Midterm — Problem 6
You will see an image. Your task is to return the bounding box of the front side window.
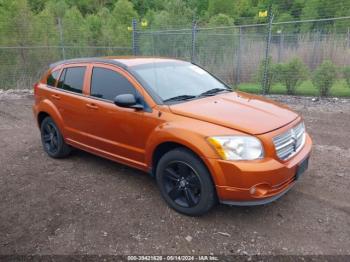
[46,70,60,87]
[90,67,136,101]
[58,67,86,94]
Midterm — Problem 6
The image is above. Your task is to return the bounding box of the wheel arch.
[35,99,66,137]
[149,139,221,187]
[37,111,50,127]
[151,141,191,175]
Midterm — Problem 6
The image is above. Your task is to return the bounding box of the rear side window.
[90,67,136,101]
[58,67,86,94]
[46,70,60,87]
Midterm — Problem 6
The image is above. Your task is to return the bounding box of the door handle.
[51,94,61,100]
[86,103,99,110]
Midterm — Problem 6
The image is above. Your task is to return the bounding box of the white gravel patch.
[0,89,33,100]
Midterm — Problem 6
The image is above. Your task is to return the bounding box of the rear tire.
[40,116,71,158]
[156,148,216,216]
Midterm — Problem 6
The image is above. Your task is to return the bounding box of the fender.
[144,121,225,185]
[35,99,67,137]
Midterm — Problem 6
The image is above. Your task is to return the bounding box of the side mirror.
[113,94,144,110]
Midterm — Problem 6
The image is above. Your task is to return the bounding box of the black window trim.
[46,69,61,88]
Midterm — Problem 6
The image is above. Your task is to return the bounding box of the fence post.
[132,18,138,56]
[262,6,274,95]
[57,18,66,60]
[278,33,284,62]
[235,26,242,86]
[191,20,197,63]
[311,31,320,69]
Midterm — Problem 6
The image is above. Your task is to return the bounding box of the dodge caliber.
[33,57,312,216]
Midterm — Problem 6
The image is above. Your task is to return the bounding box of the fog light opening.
[249,186,256,195]
[249,183,271,197]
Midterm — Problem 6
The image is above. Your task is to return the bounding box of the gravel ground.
[0,90,349,256]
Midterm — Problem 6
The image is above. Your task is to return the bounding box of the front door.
[81,64,150,169]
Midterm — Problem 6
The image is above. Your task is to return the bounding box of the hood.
[169,92,299,135]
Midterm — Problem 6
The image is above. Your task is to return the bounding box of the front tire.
[40,116,71,158]
[156,148,216,216]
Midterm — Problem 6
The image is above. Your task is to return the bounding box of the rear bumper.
[208,133,312,205]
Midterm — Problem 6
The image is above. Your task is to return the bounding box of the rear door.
[54,64,94,145]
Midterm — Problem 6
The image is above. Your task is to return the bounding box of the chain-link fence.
[135,16,350,95]
[0,18,132,90]
[1,15,350,95]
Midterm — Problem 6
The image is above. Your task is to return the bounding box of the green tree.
[107,0,138,46]
[208,14,234,26]
[0,0,34,88]
[86,13,104,46]
[274,13,295,33]
[274,58,308,95]
[343,66,350,89]
[0,0,33,46]
[301,0,350,33]
[312,60,338,97]
[33,7,59,45]
[45,0,69,20]
[150,0,193,28]
[28,0,46,12]
[208,0,235,18]
[131,0,164,17]
[63,6,89,45]
[187,0,209,17]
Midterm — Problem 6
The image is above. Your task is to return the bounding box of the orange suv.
[33,57,312,216]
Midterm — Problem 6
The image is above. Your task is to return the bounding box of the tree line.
[1,0,350,48]
[1,0,350,90]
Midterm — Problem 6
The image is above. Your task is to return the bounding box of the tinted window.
[47,70,60,87]
[58,67,86,94]
[91,68,136,100]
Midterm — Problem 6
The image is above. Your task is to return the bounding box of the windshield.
[131,62,230,102]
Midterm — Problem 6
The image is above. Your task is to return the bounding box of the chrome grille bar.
[273,122,306,160]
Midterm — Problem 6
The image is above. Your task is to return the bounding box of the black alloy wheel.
[156,148,216,216]
[42,121,59,155]
[40,117,71,158]
[163,161,201,208]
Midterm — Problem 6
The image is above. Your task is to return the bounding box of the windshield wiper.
[198,88,230,97]
[163,95,197,103]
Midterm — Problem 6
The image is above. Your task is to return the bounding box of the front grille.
[273,122,306,160]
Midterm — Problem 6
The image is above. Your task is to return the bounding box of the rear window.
[46,70,60,87]
[90,67,136,101]
[58,67,86,94]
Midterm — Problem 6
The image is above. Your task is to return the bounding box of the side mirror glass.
[114,94,143,110]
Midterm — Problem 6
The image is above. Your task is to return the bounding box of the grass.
[237,80,350,97]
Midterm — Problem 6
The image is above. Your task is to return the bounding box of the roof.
[49,56,186,69]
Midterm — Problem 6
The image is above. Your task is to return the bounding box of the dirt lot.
[0,91,349,256]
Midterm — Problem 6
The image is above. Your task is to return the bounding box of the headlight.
[207,136,264,160]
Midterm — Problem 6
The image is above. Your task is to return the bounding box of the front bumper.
[208,133,312,205]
